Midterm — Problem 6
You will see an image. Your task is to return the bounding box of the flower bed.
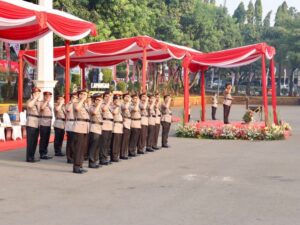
[175,122,292,141]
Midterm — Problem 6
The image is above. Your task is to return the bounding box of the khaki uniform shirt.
[112,105,123,134]
[89,104,102,135]
[130,103,141,129]
[121,103,131,130]
[26,98,40,128]
[148,104,156,126]
[140,102,148,126]
[161,103,172,123]
[223,93,232,106]
[155,103,161,124]
[53,104,66,129]
[72,102,90,134]
[40,101,53,127]
[101,103,113,131]
[212,95,218,108]
[65,102,75,132]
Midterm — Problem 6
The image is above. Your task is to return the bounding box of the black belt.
[225,98,233,101]
[151,115,156,118]
[157,115,161,117]
[114,121,123,124]
[41,116,52,119]
[56,118,66,121]
[66,119,75,121]
[27,114,40,118]
[103,118,113,121]
[91,121,103,125]
[76,118,90,122]
[132,118,141,121]
[162,113,172,116]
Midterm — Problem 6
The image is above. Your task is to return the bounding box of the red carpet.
[0,135,55,153]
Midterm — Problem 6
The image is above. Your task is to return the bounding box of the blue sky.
[215,0,300,23]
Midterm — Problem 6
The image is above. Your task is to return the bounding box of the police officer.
[25,87,41,162]
[223,83,233,124]
[153,92,161,150]
[138,92,149,154]
[111,94,123,162]
[65,92,77,164]
[72,89,90,174]
[53,95,66,157]
[161,94,172,148]
[120,92,131,160]
[39,91,53,160]
[88,93,103,169]
[146,94,156,152]
[100,91,113,165]
[128,93,141,157]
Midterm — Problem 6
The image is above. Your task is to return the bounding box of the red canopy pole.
[80,64,86,89]
[270,58,278,124]
[261,54,269,124]
[126,60,129,82]
[142,47,147,92]
[113,65,117,82]
[18,50,24,112]
[65,40,71,103]
[183,56,191,124]
[201,70,206,122]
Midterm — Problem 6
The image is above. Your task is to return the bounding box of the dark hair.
[225,83,231,88]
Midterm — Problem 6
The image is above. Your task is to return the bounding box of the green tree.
[246,1,255,25]
[263,11,272,27]
[254,0,262,26]
[233,2,246,24]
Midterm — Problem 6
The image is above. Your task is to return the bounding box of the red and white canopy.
[189,43,276,71]
[0,0,97,43]
[23,35,202,67]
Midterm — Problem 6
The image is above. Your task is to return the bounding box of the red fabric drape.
[261,54,268,123]
[65,40,71,103]
[270,58,278,124]
[183,56,191,124]
[201,70,206,121]
[80,64,86,89]
[142,47,147,92]
[0,0,96,43]
[18,51,24,112]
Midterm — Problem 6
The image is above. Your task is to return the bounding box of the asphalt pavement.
[0,105,299,225]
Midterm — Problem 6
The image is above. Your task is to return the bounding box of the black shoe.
[137,151,145,154]
[152,146,160,150]
[55,152,65,157]
[111,159,119,162]
[89,164,100,169]
[73,168,88,174]
[99,161,112,166]
[40,155,53,160]
[146,147,154,152]
[26,158,40,163]
[67,159,73,164]
[129,153,137,157]
[120,156,129,160]
[162,145,170,148]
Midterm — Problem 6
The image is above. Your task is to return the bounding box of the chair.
[20,111,27,138]
[3,113,12,127]
[20,111,27,126]
[0,126,5,141]
[3,113,22,140]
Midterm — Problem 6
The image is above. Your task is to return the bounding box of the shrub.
[117,81,127,92]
